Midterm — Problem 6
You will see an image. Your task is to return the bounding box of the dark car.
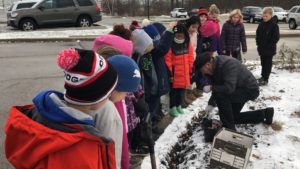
[7,0,102,31]
[242,6,263,23]
[188,8,199,17]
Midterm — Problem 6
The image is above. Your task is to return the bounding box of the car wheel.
[77,16,92,27]
[20,19,36,31]
[283,18,286,23]
[289,20,297,30]
[250,17,254,23]
[273,16,278,23]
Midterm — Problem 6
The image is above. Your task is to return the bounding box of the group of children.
[4,4,279,169]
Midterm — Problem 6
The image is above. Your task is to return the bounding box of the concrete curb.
[1,31,300,43]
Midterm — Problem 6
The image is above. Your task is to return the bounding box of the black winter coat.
[211,56,259,99]
[256,18,280,56]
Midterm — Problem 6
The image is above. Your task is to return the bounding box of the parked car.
[7,0,102,31]
[170,8,188,18]
[188,8,199,17]
[272,7,288,22]
[242,6,263,23]
[287,6,300,30]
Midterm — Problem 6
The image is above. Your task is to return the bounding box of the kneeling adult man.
[195,53,274,130]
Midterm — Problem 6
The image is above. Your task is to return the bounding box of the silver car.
[287,6,300,30]
[7,0,102,31]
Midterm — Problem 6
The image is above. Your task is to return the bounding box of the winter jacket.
[90,100,123,169]
[5,91,116,169]
[125,85,144,132]
[256,18,280,56]
[151,30,174,96]
[210,18,222,53]
[196,20,217,55]
[165,41,194,89]
[221,21,247,53]
[133,52,158,101]
[211,56,259,99]
[114,101,129,169]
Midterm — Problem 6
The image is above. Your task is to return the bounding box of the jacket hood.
[33,90,95,126]
[4,104,104,169]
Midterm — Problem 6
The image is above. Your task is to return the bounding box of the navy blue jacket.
[151,31,174,96]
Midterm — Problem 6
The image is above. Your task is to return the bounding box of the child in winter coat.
[181,16,201,106]
[221,9,247,61]
[256,7,280,86]
[92,35,141,169]
[4,48,118,169]
[209,4,222,54]
[142,22,176,124]
[165,24,194,117]
[196,8,217,55]
[108,56,141,169]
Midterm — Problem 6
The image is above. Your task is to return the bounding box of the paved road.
[0,37,299,168]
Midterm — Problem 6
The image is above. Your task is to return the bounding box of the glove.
[205,105,214,114]
[203,85,212,93]
[133,97,149,119]
[139,113,155,147]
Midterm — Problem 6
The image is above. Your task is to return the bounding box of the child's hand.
[168,21,177,30]
[170,77,174,83]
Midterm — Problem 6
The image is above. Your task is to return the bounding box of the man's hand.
[203,85,212,93]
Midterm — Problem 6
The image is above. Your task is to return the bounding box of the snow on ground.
[0,27,112,40]
[142,65,300,169]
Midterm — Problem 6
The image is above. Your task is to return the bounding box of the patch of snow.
[142,66,300,169]
[0,27,112,40]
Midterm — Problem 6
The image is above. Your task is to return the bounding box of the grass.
[270,121,283,131]
[261,96,281,101]
[294,111,300,118]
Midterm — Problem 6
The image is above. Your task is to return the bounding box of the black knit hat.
[194,52,212,71]
[186,16,200,29]
[57,48,118,105]
[173,23,187,34]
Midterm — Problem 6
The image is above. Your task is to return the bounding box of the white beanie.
[132,29,153,56]
[142,19,151,27]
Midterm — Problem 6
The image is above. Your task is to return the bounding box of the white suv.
[170,8,188,18]
[271,7,288,22]
[287,6,300,30]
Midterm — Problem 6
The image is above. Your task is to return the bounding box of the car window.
[274,7,284,12]
[77,0,93,6]
[251,8,262,13]
[40,0,56,9]
[290,7,297,13]
[57,0,75,8]
[179,9,186,12]
[16,2,36,9]
[297,8,300,13]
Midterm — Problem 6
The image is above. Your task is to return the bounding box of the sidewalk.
[1,28,300,42]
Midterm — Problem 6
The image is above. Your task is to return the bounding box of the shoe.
[176,106,184,114]
[183,91,193,105]
[170,107,180,117]
[186,89,197,101]
[192,88,203,98]
[258,77,268,86]
[264,108,274,125]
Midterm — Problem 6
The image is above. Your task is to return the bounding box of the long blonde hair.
[229,9,244,23]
